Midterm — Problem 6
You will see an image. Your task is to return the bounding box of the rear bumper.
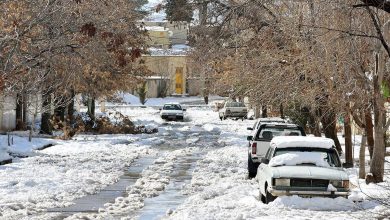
[161,115,183,120]
[269,187,350,197]
[224,112,247,117]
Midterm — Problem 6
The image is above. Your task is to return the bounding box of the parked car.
[218,101,248,120]
[257,136,350,203]
[160,103,185,120]
[247,122,306,178]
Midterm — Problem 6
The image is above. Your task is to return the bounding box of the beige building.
[142,55,188,97]
[138,21,201,98]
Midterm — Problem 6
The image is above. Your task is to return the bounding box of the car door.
[257,147,274,195]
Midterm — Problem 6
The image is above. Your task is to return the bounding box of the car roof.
[164,102,181,105]
[270,136,335,149]
[258,117,286,123]
[262,122,298,127]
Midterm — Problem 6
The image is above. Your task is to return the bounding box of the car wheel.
[259,190,266,203]
[265,183,276,204]
[248,155,258,179]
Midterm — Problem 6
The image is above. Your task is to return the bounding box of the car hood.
[160,110,183,114]
[271,166,349,180]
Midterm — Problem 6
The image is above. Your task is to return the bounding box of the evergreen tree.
[165,0,193,22]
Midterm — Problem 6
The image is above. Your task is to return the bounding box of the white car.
[257,136,350,204]
[160,103,185,120]
[218,101,247,120]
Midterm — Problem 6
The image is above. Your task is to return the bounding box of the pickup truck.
[247,122,306,178]
[218,101,248,120]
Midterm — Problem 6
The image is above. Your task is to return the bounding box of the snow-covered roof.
[270,136,335,149]
[147,47,188,56]
[163,102,181,105]
[144,26,167,31]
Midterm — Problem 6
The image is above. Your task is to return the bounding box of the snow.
[113,93,224,106]
[144,26,166,31]
[269,152,330,167]
[271,136,335,149]
[143,0,166,22]
[1,98,389,219]
[0,134,56,163]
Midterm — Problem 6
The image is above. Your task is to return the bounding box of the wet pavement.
[37,119,223,219]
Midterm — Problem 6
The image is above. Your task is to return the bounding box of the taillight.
[251,142,257,154]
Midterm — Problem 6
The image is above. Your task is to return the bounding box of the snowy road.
[0,107,388,220]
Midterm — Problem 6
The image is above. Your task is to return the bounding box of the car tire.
[259,191,266,203]
[248,155,259,179]
[265,183,276,204]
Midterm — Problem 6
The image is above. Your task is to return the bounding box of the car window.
[256,127,303,139]
[273,148,341,167]
[163,104,182,110]
[226,102,245,107]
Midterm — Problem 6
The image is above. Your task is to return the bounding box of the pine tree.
[165,0,193,22]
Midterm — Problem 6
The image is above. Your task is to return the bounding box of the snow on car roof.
[164,102,181,105]
[270,136,335,149]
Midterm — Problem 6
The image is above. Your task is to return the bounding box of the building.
[139,21,201,98]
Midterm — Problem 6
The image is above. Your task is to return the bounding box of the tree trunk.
[280,103,284,119]
[344,111,353,167]
[368,69,386,183]
[254,104,261,119]
[308,113,321,137]
[87,97,95,119]
[321,110,342,153]
[261,105,267,118]
[67,90,75,124]
[365,111,374,158]
[15,93,25,130]
[40,91,52,135]
[359,133,367,179]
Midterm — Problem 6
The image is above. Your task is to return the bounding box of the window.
[163,104,182,110]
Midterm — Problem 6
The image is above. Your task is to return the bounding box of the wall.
[0,95,16,132]
[142,55,188,97]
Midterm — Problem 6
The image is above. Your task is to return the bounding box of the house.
[138,21,201,98]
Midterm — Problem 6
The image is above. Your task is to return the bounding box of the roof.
[270,136,335,149]
[258,117,286,123]
[163,102,181,105]
[262,123,298,127]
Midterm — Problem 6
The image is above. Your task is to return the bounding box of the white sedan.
[256,136,350,204]
[160,103,185,120]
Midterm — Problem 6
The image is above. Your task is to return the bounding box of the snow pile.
[0,134,55,158]
[0,139,150,219]
[271,136,335,149]
[269,152,330,167]
[0,150,11,162]
[270,195,377,211]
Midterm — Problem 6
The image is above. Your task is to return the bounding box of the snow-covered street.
[0,106,389,220]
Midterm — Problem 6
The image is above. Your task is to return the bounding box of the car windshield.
[273,148,341,167]
[256,127,303,139]
[163,104,182,110]
[226,102,245,107]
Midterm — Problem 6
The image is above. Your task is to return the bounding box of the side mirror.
[183,109,187,112]
[247,136,253,141]
[261,158,270,164]
[342,162,353,168]
[159,108,162,111]
[247,127,253,130]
